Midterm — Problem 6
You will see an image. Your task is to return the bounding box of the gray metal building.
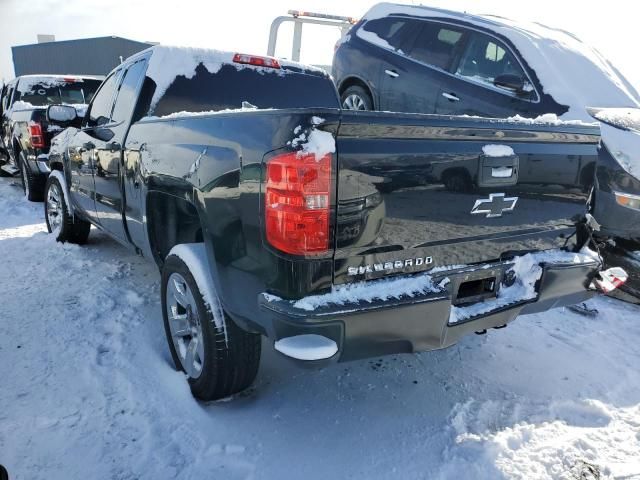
[12,36,153,77]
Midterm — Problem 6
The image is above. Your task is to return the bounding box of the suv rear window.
[15,78,101,106]
[148,64,339,118]
[360,17,410,50]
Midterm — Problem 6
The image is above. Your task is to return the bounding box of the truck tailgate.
[334,112,600,285]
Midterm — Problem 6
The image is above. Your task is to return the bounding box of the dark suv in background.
[332,7,565,118]
[332,3,640,245]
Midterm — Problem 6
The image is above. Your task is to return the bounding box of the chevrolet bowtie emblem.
[471,193,518,218]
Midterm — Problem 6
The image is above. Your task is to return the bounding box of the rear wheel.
[19,152,45,202]
[341,85,373,111]
[44,174,91,244]
[443,170,472,192]
[162,251,261,401]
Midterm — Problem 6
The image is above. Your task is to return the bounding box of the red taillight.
[28,122,44,148]
[233,53,280,69]
[265,152,332,255]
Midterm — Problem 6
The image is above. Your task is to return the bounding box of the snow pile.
[16,76,69,93]
[592,108,640,133]
[10,100,35,110]
[289,270,441,312]
[356,29,403,54]
[449,249,599,324]
[274,334,338,361]
[504,113,597,126]
[598,123,640,178]
[442,395,640,479]
[288,116,336,161]
[144,46,237,113]
[482,144,514,157]
[143,106,270,121]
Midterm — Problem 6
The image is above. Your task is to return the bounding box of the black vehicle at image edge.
[44,45,626,401]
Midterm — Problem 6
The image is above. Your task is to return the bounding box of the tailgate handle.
[478,154,519,188]
[491,166,513,178]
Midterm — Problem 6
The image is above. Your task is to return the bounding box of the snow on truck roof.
[129,45,328,113]
[16,75,103,93]
[364,3,640,122]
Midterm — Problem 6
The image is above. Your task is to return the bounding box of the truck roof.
[362,3,640,122]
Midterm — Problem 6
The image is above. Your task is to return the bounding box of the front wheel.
[44,174,91,244]
[341,85,373,111]
[162,248,261,401]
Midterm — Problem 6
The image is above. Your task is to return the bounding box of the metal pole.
[292,21,303,62]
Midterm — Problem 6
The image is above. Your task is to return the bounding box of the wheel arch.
[338,76,376,110]
[145,190,206,269]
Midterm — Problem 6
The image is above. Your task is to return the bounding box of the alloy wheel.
[342,94,367,110]
[166,272,205,379]
[46,182,63,235]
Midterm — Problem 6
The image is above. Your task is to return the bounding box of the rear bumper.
[259,260,600,364]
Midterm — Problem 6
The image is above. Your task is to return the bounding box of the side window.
[405,21,465,70]
[360,17,410,51]
[455,33,527,89]
[86,72,120,127]
[111,61,147,124]
[3,85,15,110]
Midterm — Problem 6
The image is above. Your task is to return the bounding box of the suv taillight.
[265,151,332,255]
[28,122,44,148]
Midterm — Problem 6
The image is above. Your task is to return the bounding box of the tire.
[341,85,373,111]
[19,152,45,201]
[44,174,91,244]
[161,252,261,401]
[443,170,472,192]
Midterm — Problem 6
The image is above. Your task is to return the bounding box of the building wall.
[12,37,152,76]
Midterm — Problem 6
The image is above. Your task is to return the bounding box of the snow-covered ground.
[1,176,639,480]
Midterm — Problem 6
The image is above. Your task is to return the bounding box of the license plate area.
[449,268,504,306]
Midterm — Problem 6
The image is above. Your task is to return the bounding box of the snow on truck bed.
[1,175,639,479]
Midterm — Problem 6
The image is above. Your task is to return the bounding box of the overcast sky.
[1,0,638,90]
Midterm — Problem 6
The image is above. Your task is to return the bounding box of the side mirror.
[46,104,78,124]
[493,74,525,94]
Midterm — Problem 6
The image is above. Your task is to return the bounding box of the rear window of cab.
[143,64,340,118]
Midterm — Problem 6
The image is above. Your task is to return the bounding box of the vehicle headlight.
[614,191,640,211]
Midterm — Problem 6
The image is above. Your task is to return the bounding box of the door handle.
[105,141,121,152]
[442,92,460,102]
[79,141,95,153]
[384,69,399,78]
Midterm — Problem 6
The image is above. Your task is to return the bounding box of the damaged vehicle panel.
[45,45,616,401]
